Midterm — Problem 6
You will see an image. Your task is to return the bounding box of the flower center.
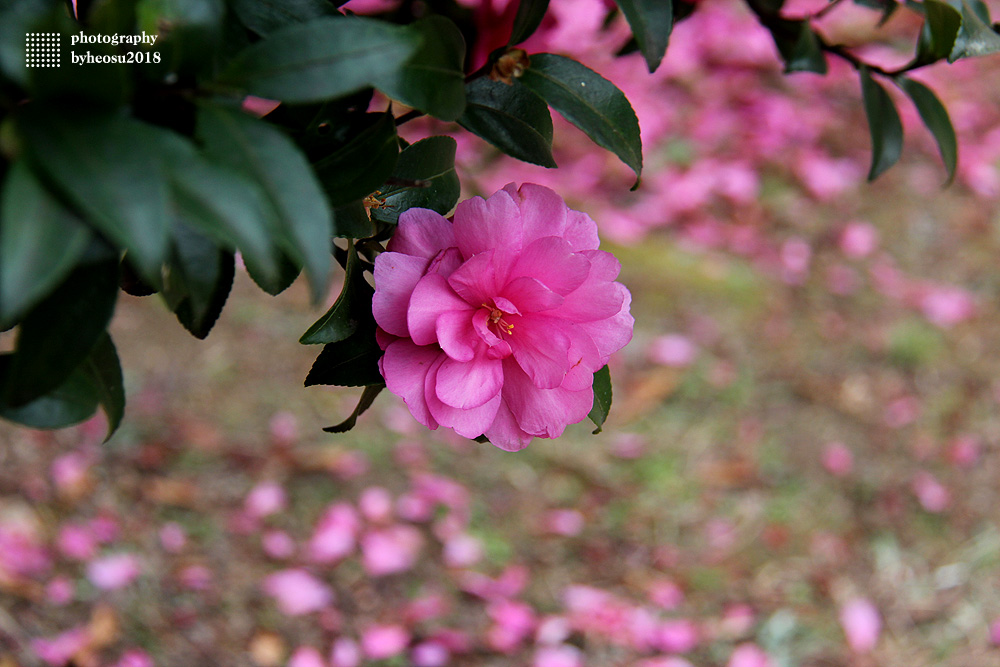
[483,303,514,336]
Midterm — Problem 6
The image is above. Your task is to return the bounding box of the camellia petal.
[373,252,430,337]
[425,358,502,438]
[388,208,457,258]
[435,356,503,409]
[381,340,443,430]
[407,273,473,346]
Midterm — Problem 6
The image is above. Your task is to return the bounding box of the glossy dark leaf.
[17,107,171,283]
[231,0,339,36]
[949,0,1000,61]
[300,244,373,344]
[373,16,466,121]
[0,354,99,431]
[245,254,302,296]
[219,16,421,104]
[0,162,91,329]
[1,260,119,407]
[313,112,399,208]
[588,365,612,434]
[508,0,550,45]
[897,77,957,184]
[914,0,961,65]
[80,333,126,440]
[459,78,556,167]
[860,67,903,181]
[370,136,460,225]
[615,0,673,72]
[198,105,333,302]
[323,384,384,433]
[518,53,643,186]
[768,20,828,74]
[304,323,383,387]
[163,224,236,339]
[333,202,376,239]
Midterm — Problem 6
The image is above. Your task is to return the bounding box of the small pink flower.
[443,533,483,568]
[534,644,583,667]
[307,503,359,563]
[821,442,854,477]
[159,522,187,553]
[112,649,155,667]
[839,598,881,653]
[655,619,699,653]
[727,643,773,667]
[411,641,450,667]
[919,287,975,328]
[361,625,409,660]
[245,482,287,519]
[287,646,326,667]
[262,530,296,559]
[649,335,697,368]
[87,553,141,590]
[57,523,97,560]
[542,509,584,536]
[361,525,423,576]
[31,626,89,666]
[359,487,394,522]
[45,576,74,606]
[839,222,878,258]
[329,638,360,667]
[989,616,1000,646]
[262,569,334,616]
[912,472,950,512]
[373,183,633,451]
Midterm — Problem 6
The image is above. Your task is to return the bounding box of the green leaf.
[767,21,828,74]
[370,136,460,225]
[0,0,51,86]
[914,0,962,65]
[135,0,226,78]
[615,0,673,72]
[163,139,281,289]
[0,354,99,431]
[163,224,236,339]
[896,77,957,184]
[373,16,466,121]
[300,244,373,344]
[333,201,376,239]
[860,67,903,181]
[588,365,612,434]
[1,260,119,407]
[0,162,92,329]
[16,107,172,283]
[459,78,556,167]
[508,0,550,45]
[949,0,1000,61]
[198,105,333,302]
[323,384,384,433]
[230,0,339,36]
[80,333,126,440]
[518,53,642,186]
[304,322,383,387]
[313,112,399,208]
[0,332,125,439]
[246,253,302,296]
[218,16,421,104]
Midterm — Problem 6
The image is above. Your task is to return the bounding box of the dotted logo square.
[25,32,61,68]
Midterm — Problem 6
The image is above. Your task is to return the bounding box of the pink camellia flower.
[373,183,634,451]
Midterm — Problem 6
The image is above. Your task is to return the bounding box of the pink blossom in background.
[241,95,280,117]
[636,658,695,667]
[839,222,879,258]
[244,482,287,519]
[45,576,74,606]
[648,579,685,610]
[330,638,361,667]
[373,183,633,451]
[536,616,572,645]
[443,533,484,567]
[112,649,155,667]
[727,643,773,667]
[610,432,647,458]
[307,503,359,563]
[50,452,91,495]
[178,564,213,591]
[989,617,1000,646]
[541,509,585,536]
[487,599,536,653]
[56,523,97,560]
[947,434,981,468]
[839,598,881,653]
[649,334,698,368]
[287,646,326,667]
[534,644,584,667]
[159,522,187,553]
[821,442,854,477]
[720,604,756,636]
[31,626,89,666]
[358,486,395,522]
[261,569,334,616]
[411,641,450,667]
[912,471,951,513]
[87,553,141,590]
[262,530,296,559]
[268,410,299,446]
[89,514,119,543]
[884,396,920,428]
[780,238,812,284]
[655,619,700,653]
[361,625,410,660]
[361,525,423,575]
[919,286,975,328]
